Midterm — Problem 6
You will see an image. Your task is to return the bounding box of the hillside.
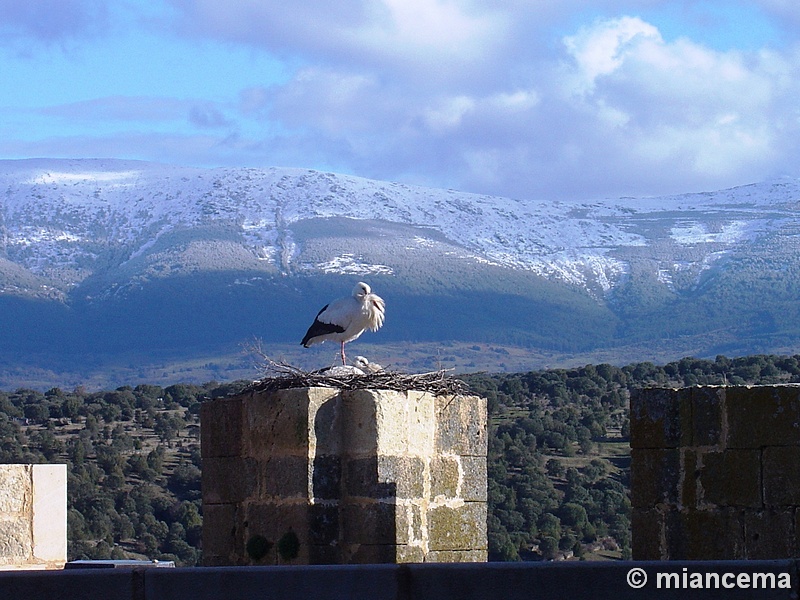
[3,354,799,564]
[2,159,800,387]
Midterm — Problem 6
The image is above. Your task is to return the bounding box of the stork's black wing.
[301,304,346,347]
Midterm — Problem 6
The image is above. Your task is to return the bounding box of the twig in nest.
[245,361,469,397]
[241,339,470,396]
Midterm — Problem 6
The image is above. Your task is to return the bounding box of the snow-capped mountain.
[1,158,800,386]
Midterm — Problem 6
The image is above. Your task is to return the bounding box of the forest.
[2,353,799,564]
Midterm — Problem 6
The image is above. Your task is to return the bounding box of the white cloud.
[558,18,800,185]
[423,96,476,133]
[4,2,800,202]
[373,0,500,53]
[166,0,506,84]
[564,16,662,90]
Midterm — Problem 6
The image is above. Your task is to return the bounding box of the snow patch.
[8,227,83,246]
[671,220,752,244]
[309,254,394,276]
[29,170,140,185]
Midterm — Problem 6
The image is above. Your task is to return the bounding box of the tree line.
[0,380,247,565]
[1,354,799,564]
[463,353,800,560]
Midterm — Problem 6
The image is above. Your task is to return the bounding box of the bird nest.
[245,360,470,397]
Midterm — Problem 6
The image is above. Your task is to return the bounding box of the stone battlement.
[631,385,800,560]
[201,387,487,565]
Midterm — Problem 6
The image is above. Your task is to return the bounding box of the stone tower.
[201,386,487,565]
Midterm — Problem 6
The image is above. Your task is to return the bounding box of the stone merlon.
[201,387,488,565]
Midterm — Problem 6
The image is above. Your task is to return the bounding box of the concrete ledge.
[1,561,798,600]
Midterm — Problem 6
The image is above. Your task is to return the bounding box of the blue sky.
[1,0,799,200]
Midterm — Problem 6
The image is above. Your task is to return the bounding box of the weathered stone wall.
[201,387,487,565]
[631,385,800,560]
[0,464,67,570]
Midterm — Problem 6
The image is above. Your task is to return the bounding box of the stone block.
[744,510,797,559]
[630,448,681,508]
[240,388,343,460]
[396,503,425,544]
[263,455,311,499]
[405,391,436,457]
[763,446,800,506]
[726,386,800,449]
[380,456,424,499]
[428,503,488,551]
[341,501,398,545]
[201,503,241,566]
[396,545,427,563]
[426,549,488,562]
[343,390,437,458]
[309,504,339,546]
[200,396,243,458]
[430,456,460,499]
[0,464,30,513]
[243,389,312,457]
[201,457,257,504]
[459,456,487,502]
[435,395,487,456]
[0,520,32,561]
[308,389,343,456]
[310,455,341,501]
[691,386,726,447]
[631,508,665,560]
[665,508,744,560]
[308,543,341,564]
[679,449,698,508]
[342,390,381,456]
[346,456,422,499]
[699,449,761,508]
[244,502,311,564]
[343,544,401,564]
[630,387,691,449]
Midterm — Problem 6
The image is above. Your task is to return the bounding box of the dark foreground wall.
[631,386,800,560]
[1,561,798,600]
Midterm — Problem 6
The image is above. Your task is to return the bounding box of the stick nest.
[245,360,469,397]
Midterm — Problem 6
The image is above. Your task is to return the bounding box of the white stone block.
[32,464,67,564]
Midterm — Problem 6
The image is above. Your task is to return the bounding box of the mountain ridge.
[2,158,800,388]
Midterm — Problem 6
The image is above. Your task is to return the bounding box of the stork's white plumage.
[301,282,385,365]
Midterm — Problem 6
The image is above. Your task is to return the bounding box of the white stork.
[301,282,385,365]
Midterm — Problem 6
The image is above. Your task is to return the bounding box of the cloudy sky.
[1,1,799,201]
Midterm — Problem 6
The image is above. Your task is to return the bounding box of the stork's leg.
[340,341,347,365]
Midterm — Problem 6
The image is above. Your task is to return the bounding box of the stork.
[301,282,385,365]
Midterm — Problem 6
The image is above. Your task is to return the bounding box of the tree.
[539,536,558,560]
[545,459,564,478]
